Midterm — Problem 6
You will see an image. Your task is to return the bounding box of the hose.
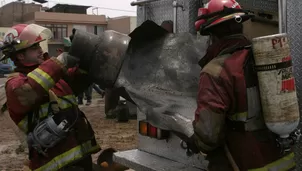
[224,144,240,171]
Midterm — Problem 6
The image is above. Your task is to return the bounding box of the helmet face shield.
[3,28,19,44]
[3,24,53,51]
[0,24,53,61]
[18,24,53,45]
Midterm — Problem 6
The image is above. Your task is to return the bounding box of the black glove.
[173,131,200,154]
[187,135,201,154]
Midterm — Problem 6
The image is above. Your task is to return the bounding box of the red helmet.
[1,24,52,60]
[195,0,251,34]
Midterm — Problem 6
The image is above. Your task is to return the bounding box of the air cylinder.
[252,33,300,138]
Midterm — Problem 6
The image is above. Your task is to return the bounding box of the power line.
[90,7,136,13]
[45,0,136,13]
[0,0,137,13]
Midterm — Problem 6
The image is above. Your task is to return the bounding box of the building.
[0,1,42,27]
[107,16,137,34]
[0,27,10,40]
[0,1,137,56]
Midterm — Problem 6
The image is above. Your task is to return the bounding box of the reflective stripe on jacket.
[5,58,100,170]
[17,94,77,133]
[28,68,55,91]
[248,153,295,171]
[35,140,100,171]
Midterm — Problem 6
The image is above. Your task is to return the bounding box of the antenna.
[92,7,98,15]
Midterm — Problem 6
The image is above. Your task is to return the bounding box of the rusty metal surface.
[115,31,208,138]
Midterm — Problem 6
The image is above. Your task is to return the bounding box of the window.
[0,32,5,39]
[73,24,87,32]
[94,25,104,35]
[41,24,68,40]
[86,25,94,34]
[73,25,104,35]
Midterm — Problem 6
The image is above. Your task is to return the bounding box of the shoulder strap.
[28,108,40,133]
[218,45,256,87]
[219,45,252,56]
[243,48,259,88]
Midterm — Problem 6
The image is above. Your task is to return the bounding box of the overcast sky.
[3,0,137,17]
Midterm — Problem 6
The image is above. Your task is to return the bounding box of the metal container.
[252,33,299,138]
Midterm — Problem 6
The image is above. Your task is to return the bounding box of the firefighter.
[190,0,296,170]
[1,24,101,170]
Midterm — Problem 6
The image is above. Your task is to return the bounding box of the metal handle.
[180,140,188,149]
[172,0,185,33]
[278,0,287,33]
[131,0,162,6]
[180,140,194,157]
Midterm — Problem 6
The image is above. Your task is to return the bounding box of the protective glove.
[173,131,201,154]
[56,52,79,69]
[187,134,202,154]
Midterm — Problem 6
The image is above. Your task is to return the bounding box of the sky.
[2,0,137,17]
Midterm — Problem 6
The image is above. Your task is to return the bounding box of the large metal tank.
[252,33,300,138]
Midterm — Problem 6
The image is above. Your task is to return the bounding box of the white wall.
[0,27,10,41]
[130,16,137,32]
[73,24,87,32]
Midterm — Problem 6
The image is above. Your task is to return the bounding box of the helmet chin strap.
[22,59,42,67]
[14,55,42,68]
[22,62,41,67]
[14,62,39,74]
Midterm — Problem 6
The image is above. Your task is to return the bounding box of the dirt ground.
[0,93,138,170]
